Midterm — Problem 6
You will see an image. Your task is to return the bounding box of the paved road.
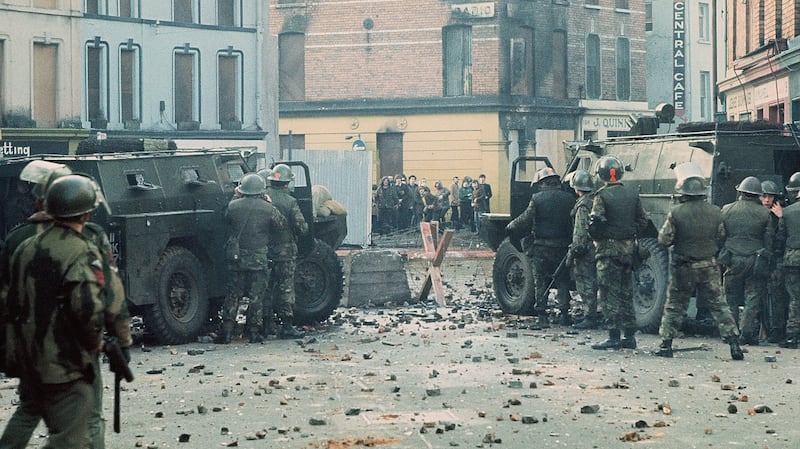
[1,255,799,448]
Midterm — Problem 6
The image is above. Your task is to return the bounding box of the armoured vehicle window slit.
[125,172,160,190]
[181,167,214,186]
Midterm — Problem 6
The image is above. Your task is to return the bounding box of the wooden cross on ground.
[418,221,454,306]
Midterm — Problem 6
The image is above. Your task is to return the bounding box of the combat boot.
[654,339,673,358]
[279,317,306,339]
[620,328,637,349]
[591,329,621,350]
[215,321,234,344]
[572,315,598,330]
[248,331,265,344]
[780,336,798,349]
[726,336,744,360]
[557,310,573,326]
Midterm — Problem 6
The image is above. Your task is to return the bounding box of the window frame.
[615,37,631,101]
[699,70,711,120]
[442,25,473,97]
[217,0,240,27]
[173,0,199,23]
[86,38,110,123]
[698,2,710,42]
[119,42,141,124]
[278,32,305,102]
[217,49,243,125]
[173,46,201,125]
[585,33,601,99]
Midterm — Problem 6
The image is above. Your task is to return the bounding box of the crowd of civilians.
[373,174,492,234]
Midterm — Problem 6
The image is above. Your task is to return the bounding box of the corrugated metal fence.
[288,149,372,248]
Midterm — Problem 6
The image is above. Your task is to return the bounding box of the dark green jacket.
[225,196,288,270]
[721,197,773,256]
[266,186,309,261]
[659,198,723,261]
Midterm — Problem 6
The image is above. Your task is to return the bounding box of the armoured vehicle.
[0,139,345,344]
[482,121,800,332]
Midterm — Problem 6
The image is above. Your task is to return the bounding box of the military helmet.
[238,173,267,196]
[785,172,800,192]
[20,160,73,199]
[268,164,294,182]
[45,174,100,218]
[534,167,560,184]
[761,180,781,196]
[570,169,594,192]
[736,176,762,195]
[675,175,707,196]
[595,155,624,182]
[256,168,273,185]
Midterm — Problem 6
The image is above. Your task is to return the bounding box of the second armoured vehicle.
[0,138,346,344]
[482,120,800,332]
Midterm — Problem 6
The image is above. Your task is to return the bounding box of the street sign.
[351,139,366,151]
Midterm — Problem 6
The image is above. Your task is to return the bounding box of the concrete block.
[343,250,411,307]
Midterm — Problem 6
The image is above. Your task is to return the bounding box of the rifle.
[104,336,134,433]
[539,252,569,306]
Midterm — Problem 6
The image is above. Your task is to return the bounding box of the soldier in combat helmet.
[653,171,743,360]
[777,183,800,348]
[588,155,648,350]
[265,164,308,339]
[567,170,599,330]
[720,176,773,345]
[217,174,288,344]
[506,167,576,326]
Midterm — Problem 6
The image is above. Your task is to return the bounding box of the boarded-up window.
[377,133,404,179]
[218,54,239,123]
[87,45,108,121]
[34,0,56,8]
[174,0,193,23]
[552,30,567,99]
[218,0,235,26]
[174,52,196,123]
[443,25,472,97]
[279,33,305,101]
[510,28,533,96]
[616,37,630,100]
[34,43,57,127]
[121,48,139,122]
[586,34,600,99]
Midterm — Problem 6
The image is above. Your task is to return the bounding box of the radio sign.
[452,2,495,18]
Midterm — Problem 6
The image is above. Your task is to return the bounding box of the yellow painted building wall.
[279,112,514,213]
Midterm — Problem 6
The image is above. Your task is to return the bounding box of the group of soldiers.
[507,154,800,361]
[373,173,492,233]
[217,164,308,344]
[0,161,132,447]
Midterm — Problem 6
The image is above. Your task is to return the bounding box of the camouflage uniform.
[590,181,648,344]
[569,193,598,323]
[720,197,773,344]
[0,215,131,449]
[765,211,788,342]
[657,197,739,340]
[4,223,106,448]
[507,183,575,321]
[778,201,800,345]
[221,196,287,339]
[265,186,309,330]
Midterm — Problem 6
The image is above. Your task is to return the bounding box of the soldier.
[761,180,788,343]
[265,164,308,339]
[588,155,648,350]
[506,167,576,326]
[0,164,132,449]
[568,170,599,330]
[786,172,800,205]
[720,176,773,345]
[653,174,743,359]
[2,175,110,448]
[779,186,800,348]
[217,174,288,344]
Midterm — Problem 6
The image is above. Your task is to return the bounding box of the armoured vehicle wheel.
[293,238,343,324]
[145,246,210,344]
[492,239,536,315]
[633,237,669,333]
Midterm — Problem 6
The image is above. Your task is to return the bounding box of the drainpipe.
[712,0,719,118]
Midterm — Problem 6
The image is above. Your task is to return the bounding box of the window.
[174,0,196,23]
[119,0,138,18]
[586,34,601,99]
[552,30,567,99]
[86,39,109,123]
[218,0,237,26]
[34,43,57,127]
[699,71,711,120]
[616,37,630,100]
[615,0,629,9]
[86,0,103,14]
[698,3,710,41]
[443,25,472,97]
[510,29,534,96]
[769,104,784,123]
[279,33,305,101]
[645,1,653,31]
[174,48,200,125]
[218,51,242,126]
[120,44,140,123]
